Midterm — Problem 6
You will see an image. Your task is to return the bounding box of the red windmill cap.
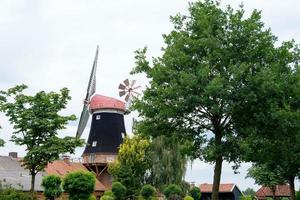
[89,94,125,112]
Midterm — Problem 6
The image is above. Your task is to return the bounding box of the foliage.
[242,188,255,196]
[100,195,115,200]
[63,170,96,200]
[140,184,156,200]
[109,136,150,197]
[0,84,84,197]
[148,136,188,191]
[240,195,252,200]
[247,164,285,188]
[0,188,34,200]
[88,195,97,200]
[163,184,182,199]
[112,182,127,200]
[296,189,300,200]
[41,175,62,200]
[184,195,194,200]
[189,187,201,200]
[103,190,115,197]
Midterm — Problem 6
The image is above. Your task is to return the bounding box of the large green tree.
[131,1,299,200]
[232,40,300,200]
[0,84,84,199]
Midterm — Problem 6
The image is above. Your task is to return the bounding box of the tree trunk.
[30,172,36,200]
[212,128,223,200]
[271,186,276,200]
[289,176,295,200]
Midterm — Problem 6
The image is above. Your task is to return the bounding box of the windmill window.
[96,115,101,120]
[92,141,97,147]
[121,132,125,139]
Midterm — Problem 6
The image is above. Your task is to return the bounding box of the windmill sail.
[76,46,99,138]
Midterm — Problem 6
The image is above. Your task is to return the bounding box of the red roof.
[256,185,291,199]
[89,94,125,112]
[45,160,106,191]
[200,183,235,193]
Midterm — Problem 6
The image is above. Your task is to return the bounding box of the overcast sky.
[0,0,299,191]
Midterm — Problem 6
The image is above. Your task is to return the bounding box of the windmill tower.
[76,46,139,188]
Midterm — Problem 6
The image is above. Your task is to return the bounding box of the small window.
[121,132,125,138]
[92,141,97,147]
[96,115,101,120]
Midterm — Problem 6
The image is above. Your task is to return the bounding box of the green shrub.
[41,175,62,200]
[104,190,115,197]
[63,170,96,200]
[240,195,252,200]
[163,184,182,200]
[101,195,115,200]
[140,184,156,200]
[189,187,201,200]
[88,195,97,200]
[184,195,194,200]
[112,182,127,200]
[0,188,34,200]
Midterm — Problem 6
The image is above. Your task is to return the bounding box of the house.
[200,183,243,200]
[256,185,291,200]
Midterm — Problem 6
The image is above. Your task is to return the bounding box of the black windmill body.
[76,46,140,187]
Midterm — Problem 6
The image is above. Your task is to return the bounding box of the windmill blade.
[118,83,126,90]
[86,46,99,100]
[132,91,141,96]
[119,90,126,97]
[123,79,130,87]
[76,105,90,138]
[132,85,141,90]
[125,93,130,102]
[130,80,136,87]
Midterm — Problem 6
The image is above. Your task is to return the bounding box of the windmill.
[76,46,127,188]
[118,79,141,109]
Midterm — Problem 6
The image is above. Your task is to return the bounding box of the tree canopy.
[0,84,84,198]
[131,1,300,200]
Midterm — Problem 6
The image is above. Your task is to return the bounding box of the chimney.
[9,152,18,159]
[62,155,70,164]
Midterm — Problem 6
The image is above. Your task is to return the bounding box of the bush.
[0,188,34,200]
[104,190,115,197]
[63,170,96,200]
[140,184,156,200]
[240,195,252,200]
[296,189,300,200]
[189,187,201,200]
[41,175,62,200]
[163,184,182,200]
[101,195,115,200]
[112,182,127,200]
[88,195,97,200]
[184,195,194,200]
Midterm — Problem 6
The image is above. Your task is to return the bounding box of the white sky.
[0,0,299,191]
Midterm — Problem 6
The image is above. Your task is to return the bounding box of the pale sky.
[0,0,299,191]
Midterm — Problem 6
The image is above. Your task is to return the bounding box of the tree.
[184,196,194,200]
[189,187,201,200]
[148,136,188,191]
[63,170,96,200]
[243,188,255,196]
[0,85,84,199]
[140,184,156,200]
[108,136,151,197]
[112,182,127,200]
[41,175,62,200]
[247,165,285,199]
[131,1,295,200]
[232,39,300,200]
